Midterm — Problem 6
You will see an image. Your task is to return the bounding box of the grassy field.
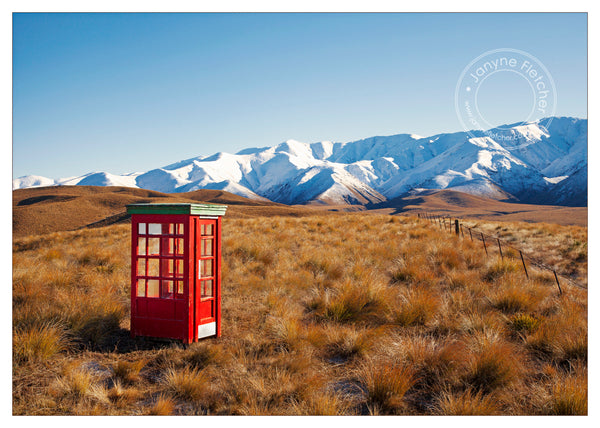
[12,214,587,415]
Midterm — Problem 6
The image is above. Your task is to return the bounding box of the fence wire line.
[416,212,587,293]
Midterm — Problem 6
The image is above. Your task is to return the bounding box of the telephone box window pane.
[199,259,213,278]
[202,239,213,256]
[161,280,174,298]
[162,238,174,256]
[200,224,205,236]
[176,259,184,277]
[138,223,146,235]
[202,224,213,236]
[148,223,162,235]
[176,280,184,295]
[176,223,184,235]
[137,279,146,297]
[148,258,160,277]
[176,239,184,255]
[147,280,159,298]
[148,238,160,255]
[137,238,147,255]
[137,258,146,276]
[168,224,175,235]
[202,280,214,298]
[164,259,174,277]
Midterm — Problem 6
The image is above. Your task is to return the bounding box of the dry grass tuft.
[112,359,147,385]
[146,394,176,415]
[13,322,70,363]
[183,342,230,369]
[489,281,539,314]
[483,259,521,282]
[434,388,500,415]
[107,381,142,408]
[526,299,587,364]
[463,336,522,393]
[393,289,440,327]
[311,279,391,324]
[50,362,98,404]
[317,325,377,363]
[547,365,587,415]
[356,357,416,412]
[399,335,467,393]
[161,366,211,403]
[293,391,353,415]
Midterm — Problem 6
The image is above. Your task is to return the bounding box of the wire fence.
[416,212,587,296]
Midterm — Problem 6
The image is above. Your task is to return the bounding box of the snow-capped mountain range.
[13,117,587,207]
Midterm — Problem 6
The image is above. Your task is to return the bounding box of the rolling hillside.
[371,190,588,226]
[13,186,587,238]
[12,186,328,237]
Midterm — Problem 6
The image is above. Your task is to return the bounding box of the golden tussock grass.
[434,388,500,415]
[393,288,440,327]
[396,335,466,393]
[161,366,212,404]
[13,322,70,364]
[462,334,523,393]
[145,394,176,415]
[107,381,143,408]
[13,214,587,415]
[547,362,587,415]
[112,359,147,384]
[311,278,393,324]
[355,357,416,413]
[291,391,353,415]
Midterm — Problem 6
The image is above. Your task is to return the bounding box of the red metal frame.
[130,213,222,343]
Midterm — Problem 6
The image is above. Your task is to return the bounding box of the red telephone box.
[126,203,227,344]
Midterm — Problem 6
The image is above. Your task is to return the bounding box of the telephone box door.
[194,217,221,340]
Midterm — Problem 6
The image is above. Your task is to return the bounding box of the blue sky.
[12,12,587,179]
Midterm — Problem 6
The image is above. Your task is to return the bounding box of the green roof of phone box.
[126,203,227,216]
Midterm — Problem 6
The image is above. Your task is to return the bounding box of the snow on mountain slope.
[13,172,142,189]
[13,175,57,189]
[13,117,587,207]
[71,172,141,188]
[381,135,547,200]
[260,163,386,205]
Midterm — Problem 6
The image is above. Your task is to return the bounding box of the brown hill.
[13,186,587,237]
[12,186,329,237]
[372,190,587,226]
[181,189,288,207]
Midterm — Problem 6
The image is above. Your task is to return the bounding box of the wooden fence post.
[497,238,503,260]
[519,250,529,279]
[481,233,488,256]
[553,270,563,295]
[455,219,459,236]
